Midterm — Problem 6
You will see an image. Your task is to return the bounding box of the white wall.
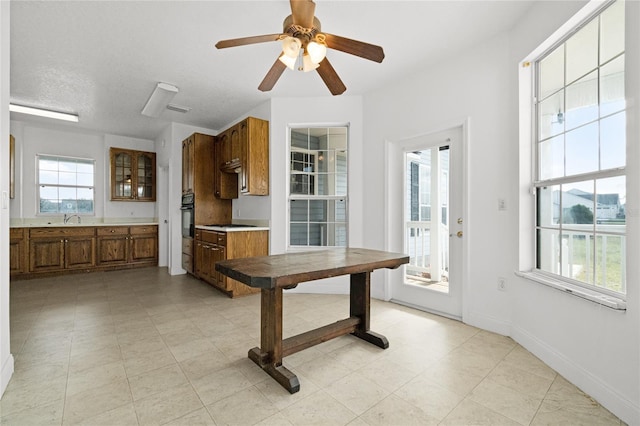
[270,96,364,294]
[362,1,638,423]
[0,0,14,398]
[9,120,156,222]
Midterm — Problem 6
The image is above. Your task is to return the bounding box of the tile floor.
[2,267,624,425]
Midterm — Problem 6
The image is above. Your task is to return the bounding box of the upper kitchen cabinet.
[219,117,269,196]
[182,136,195,194]
[240,117,269,195]
[213,130,238,199]
[110,148,156,201]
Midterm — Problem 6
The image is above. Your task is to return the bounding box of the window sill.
[515,271,627,311]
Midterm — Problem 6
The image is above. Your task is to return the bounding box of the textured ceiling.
[10,1,535,141]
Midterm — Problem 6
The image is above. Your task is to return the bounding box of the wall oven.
[181,193,194,238]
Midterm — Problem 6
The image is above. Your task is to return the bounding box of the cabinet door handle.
[110,229,115,233]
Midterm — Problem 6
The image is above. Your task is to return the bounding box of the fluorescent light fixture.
[9,103,79,122]
[141,82,178,118]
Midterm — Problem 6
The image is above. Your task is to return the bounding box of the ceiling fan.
[215,0,385,96]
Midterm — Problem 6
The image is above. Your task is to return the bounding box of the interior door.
[387,126,464,319]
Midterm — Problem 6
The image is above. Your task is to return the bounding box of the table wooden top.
[215,248,409,289]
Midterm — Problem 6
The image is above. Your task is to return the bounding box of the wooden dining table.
[215,247,409,393]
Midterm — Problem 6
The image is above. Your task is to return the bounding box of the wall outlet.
[498,277,507,291]
[498,198,507,211]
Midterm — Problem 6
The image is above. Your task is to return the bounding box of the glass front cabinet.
[110,148,156,201]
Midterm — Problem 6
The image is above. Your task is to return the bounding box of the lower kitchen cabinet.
[11,224,158,280]
[10,228,28,276]
[29,227,96,273]
[194,228,268,298]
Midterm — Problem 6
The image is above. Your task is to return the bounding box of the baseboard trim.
[465,309,512,336]
[511,324,640,425]
[0,353,14,399]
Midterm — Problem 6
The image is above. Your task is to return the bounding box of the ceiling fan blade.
[258,58,287,92]
[290,0,316,29]
[216,34,282,49]
[323,33,385,63]
[316,58,346,96]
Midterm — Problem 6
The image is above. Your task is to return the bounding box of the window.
[37,154,95,215]
[534,0,625,296]
[289,126,348,247]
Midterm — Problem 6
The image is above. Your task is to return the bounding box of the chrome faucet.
[63,214,81,224]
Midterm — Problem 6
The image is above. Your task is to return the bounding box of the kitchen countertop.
[11,222,158,228]
[195,225,269,232]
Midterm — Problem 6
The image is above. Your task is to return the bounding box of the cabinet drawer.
[97,226,129,236]
[200,230,218,244]
[195,229,202,240]
[216,233,227,246]
[10,227,25,239]
[30,227,95,238]
[130,225,158,235]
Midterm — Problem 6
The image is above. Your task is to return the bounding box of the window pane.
[39,170,58,185]
[290,200,308,222]
[595,176,625,227]
[40,199,59,213]
[309,200,326,222]
[600,112,625,170]
[77,200,94,214]
[77,162,93,174]
[595,234,625,293]
[565,19,598,83]
[539,44,565,100]
[561,232,594,284]
[77,172,94,187]
[565,70,598,131]
[561,180,594,227]
[59,187,77,201]
[600,55,625,116]
[58,161,76,173]
[77,187,94,201]
[39,158,58,171]
[600,0,625,64]
[537,228,560,275]
[538,90,565,140]
[59,171,76,186]
[537,185,560,227]
[565,122,598,176]
[538,135,564,180]
[290,223,308,246]
[40,186,58,200]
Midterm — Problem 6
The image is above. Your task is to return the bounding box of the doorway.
[385,125,466,320]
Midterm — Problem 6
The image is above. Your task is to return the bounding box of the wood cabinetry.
[10,228,27,276]
[11,225,158,280]
[182,133,231,225]
[194,228,268,297]
[182,237,193,274]
[213,130,238,199]
[217,117,269,197]
[239,117,269,195]
[110,148,156,201]
[29,227,96,273]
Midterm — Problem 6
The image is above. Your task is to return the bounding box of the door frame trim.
[382,118,470,322]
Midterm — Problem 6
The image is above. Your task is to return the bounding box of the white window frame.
[36,154,96,216]
[517,0,631,310]
[287,125,349,250]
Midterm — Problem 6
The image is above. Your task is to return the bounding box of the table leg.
[248,287,300,393]
[350,271,389,349]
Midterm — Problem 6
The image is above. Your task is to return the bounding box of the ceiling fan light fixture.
[278,53,297,70]
[301,54,319,72]
[281,36,302,58]
[307,37,327,64]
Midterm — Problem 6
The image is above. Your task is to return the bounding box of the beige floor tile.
[133,383,203,426]
[207,386,279,425]
[66,360,128,397]
[394,373,464,421]
[325,371,390,415]
[190,366,253,405]
[359,394,439,426]
[440,398,521,425]
[280,390,357,425]
[0,399,64,426]
[469,378,543,425]
[163,407,216,426]
[75,402,139,426]
[128,363,189,401]
[487,361,555,399]
[63,378,132,425]
[6,268,625,426]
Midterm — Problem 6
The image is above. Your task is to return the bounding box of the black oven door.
[180,204,194,238]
